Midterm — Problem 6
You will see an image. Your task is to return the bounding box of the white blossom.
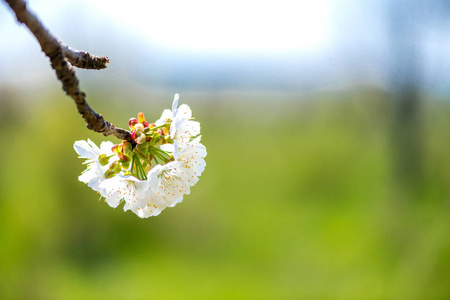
[147,161,190,207]
[170,115,201,147]
[99,175,149,209]
[173,140,207,186]
[74,139,116,193]
[74,94,206,219]
[155,94,201,147]
[124,189,167,218]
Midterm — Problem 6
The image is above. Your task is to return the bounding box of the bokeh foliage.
[0,88,449,299]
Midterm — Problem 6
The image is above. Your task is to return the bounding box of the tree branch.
[62,45,110,70]
[4,0,133,144]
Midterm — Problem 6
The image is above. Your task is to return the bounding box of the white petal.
[87,139,100,151]
[156,109,173,125]
[78,168,96,184]
[147,162,190,205]
[190,136,202,145]
[99,175,149,209]
[99,141,115,155]
[74,140,98,159]
[168,196,183,207]
[174,142,207,186]
[160,143,175,154]
[128,189,167,218]
[170,117,201,147]
[148,164,165,192]
[87,177,105,192]
[172,93,180,113]
[177,104,192,120]
[169,116,186,141]
[105,192,122,208]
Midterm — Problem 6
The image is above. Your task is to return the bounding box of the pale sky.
[0,0,340,89]
[85,0,332,54]
[3,0,447,94]
[0,0,336,54]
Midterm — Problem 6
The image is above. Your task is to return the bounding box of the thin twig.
[62,45,110,70]
[4,0,133,144]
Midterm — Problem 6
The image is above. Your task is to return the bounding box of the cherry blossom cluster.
[74,94,206,218]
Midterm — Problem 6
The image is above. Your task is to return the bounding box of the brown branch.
[4,0,133,144]
[62,45,110,70]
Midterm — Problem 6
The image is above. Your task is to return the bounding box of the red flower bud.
[129,118,138,130]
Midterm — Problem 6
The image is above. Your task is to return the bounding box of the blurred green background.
[2,0,450,299]
[1,88,450,299]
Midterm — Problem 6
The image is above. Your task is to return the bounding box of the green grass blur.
[0,88,450,299]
